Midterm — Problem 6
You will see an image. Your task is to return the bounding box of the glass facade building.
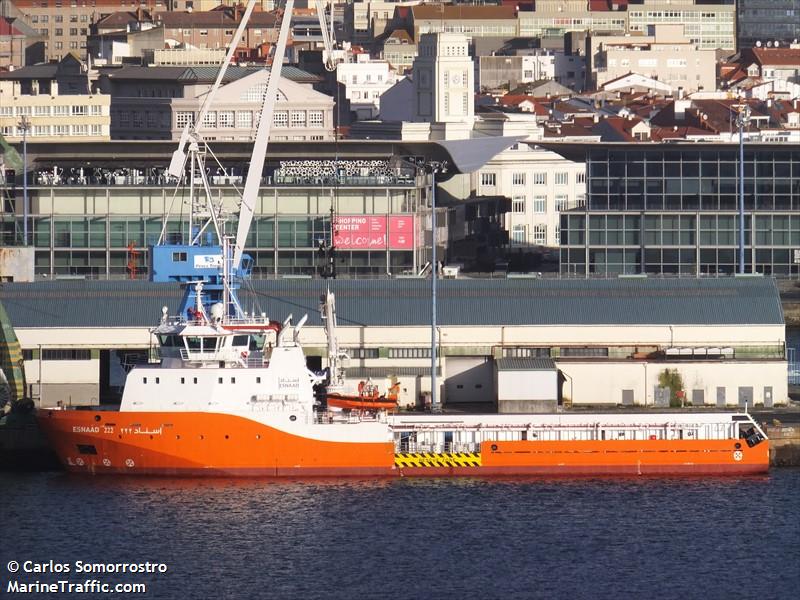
[558,144,800,277]
[1,173,424,280]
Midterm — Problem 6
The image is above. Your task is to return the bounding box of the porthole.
[290,415,297,422]
[94,414,101,422]
[735,442,742,449]
[199,435,204,440]
[491,444,498,451]
[255,434,261,440]
[225,435,229,439]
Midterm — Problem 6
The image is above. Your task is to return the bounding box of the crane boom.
[232,0,295,270]
[314,0,338,71]
[168,0,259,179]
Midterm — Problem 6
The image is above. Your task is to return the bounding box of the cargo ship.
[37,286,769,477]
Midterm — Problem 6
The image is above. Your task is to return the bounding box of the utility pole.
[17,115,30,246]
[425,160,447,410]
[736,104,750,275]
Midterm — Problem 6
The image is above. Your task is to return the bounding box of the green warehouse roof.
[0,277,784,329]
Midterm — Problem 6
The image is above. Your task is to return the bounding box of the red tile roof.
[752,47,800,67]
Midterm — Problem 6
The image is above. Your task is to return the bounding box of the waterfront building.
[0,138,500,278]
[471,116,587,249]
[0,277,787,410]
[98,65,333,141]
[554,141,800,277]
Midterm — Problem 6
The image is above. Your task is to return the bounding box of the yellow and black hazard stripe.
[394,452,482,468]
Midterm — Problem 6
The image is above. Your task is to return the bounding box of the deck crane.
[155,0,296,319]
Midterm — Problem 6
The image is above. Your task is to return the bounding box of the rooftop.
[0,277,783,329]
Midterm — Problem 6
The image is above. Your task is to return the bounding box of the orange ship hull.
[37,409,769,477]
[37,409,395,477]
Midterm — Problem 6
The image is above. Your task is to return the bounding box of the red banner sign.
[333,215,414,250]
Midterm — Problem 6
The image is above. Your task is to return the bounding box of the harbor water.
[2,470,799,599]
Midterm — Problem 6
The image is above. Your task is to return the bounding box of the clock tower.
[412,33,475,124]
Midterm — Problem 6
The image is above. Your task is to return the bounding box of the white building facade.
[336,57,404,121]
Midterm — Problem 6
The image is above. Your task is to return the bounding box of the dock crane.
[152,0,296,320]
[158,0,342,305]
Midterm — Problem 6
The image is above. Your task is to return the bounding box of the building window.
[16,106,31,116]
[273,111,288,127]
[555,172,568,186]
[512,172,525,186]
[218,111,234,128]
[53,105,69,116]
[308,111,324,127]
[533,224,546,245]
[53,124,69,135]
[555,195,569,211]
[512,195,525,214]
[202,111,216,127]
[511,225,526,245]
[533,195,546,214]
[34,106,50,116]
[560,347,609,357]
[576,172,585,184]
[32,125,50,136]
[0,106,12,117]
[90,105,102,116]
[290,111,306,128]
[42,349,91,360]
[480,172,496,187]
[237,111,252,128]
[176,111,194,129]
[90,124,102,136]
[533,172,547,185]
[345,347,380,359]
[71,105,87,116]
[387,347,431,359]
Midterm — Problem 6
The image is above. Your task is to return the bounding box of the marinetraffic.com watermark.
[5,560,168,594]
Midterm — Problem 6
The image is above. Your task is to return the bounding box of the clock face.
[451,73,461,86]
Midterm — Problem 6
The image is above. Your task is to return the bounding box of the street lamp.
[17,115,30,246]
[423,159,447,410]
[736,104,751,275]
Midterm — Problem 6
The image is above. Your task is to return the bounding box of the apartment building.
[588,24,717,93]
[8,0,163,61]
[0,53,110,142]
[626,0,736,51]
[336,56,403,120]
[517,0,627,39]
